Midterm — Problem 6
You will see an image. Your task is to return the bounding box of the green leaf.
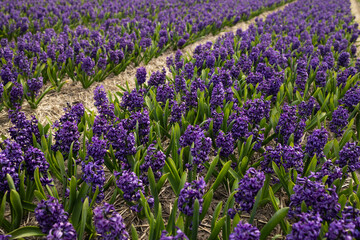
[77,197,89,240]
[249,188,263,224]
[131,224,139,240]
[208,216,226,240]
[10,190,23,229]
[148,167,160,217]
[191,199,200,240]
[200,189,213,221]
[205,154,219,183]
[8,226,46,239]
[0,192,8,227]
[34,168,46,200]
[260,207,289,240]
[209,161,231,192]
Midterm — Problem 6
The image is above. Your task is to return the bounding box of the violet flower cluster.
[178,178,205,216]
[93,203,129,240]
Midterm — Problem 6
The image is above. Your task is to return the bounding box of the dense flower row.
[1,0,360,239]
[0,0,291,112]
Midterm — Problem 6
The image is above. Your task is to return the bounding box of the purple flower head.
[184,62,194,80]
[341,85,360,111]
[109,49,124,65]
[329,106,349,136]
[305,128,328,158]
[298,97,319,118]
[58,103,85,125]
[156,84,175,105]
[10,82,23,106]
[286,213,322,240]
[121,89,144,111]
[262,144,304,173]
[178,178,205,216]
[136,67,147,85]
[8,110,40,150]
[0,235,11,240]
[24,146,51,185]
[311,160,342,185]
[336,142,360,172]
[179,125,203,148]
[160,228,188,240]
[93,203,129,240]
[27,77,43,97]
[47,221,76,240]
[123,110,150,144]
[170,102,186,124]
[0,82,3,100]
[338,51,350,68]
[148,68,166,87]
[86,136,107,164]
[325,219,355,240]
[289,177,340,221]
[140,143,166,181]
[245,127,264,151]
[94,85,116,119]
[210,83,225,109]
[215,130,234,157]
[243,97,270,124]
[174,75,186,93]
[115,170,144,203]
[275,104,305,144]
[81,56,95,76]
[52,121,80,157]
[230,114,249,140]
[234,168,265,212]
[191,134,212,172]
[35,197,68,233]
[0,140,23,193]
[81,161,105,201]
[342,206,360,239]
[229,221,260,240]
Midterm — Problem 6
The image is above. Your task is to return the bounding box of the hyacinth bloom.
[136,67,147,85]
[234,168,265,212]
[47,221,76,240]
[115,170,144,203]
[275,104,305,144]
[24,146,51,185]
[229,221,260,240]
[93,203,129,240]
[311,160,342,185]
[286,213,322,240]
[336,142,360,172]
[27,77,43,96]
[52,120,80,157]
[243,97,270,124]
[289,177,340,221]
[215,130,234,157]
[160,228,188,240]
[140,142,166,181]
[262,144,304,173]
[35,197,68,234]
[329,106,349,136]
[178,178,205,216]
[305,128,328,158]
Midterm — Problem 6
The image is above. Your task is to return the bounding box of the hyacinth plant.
[0,0,293,110]
[2,0,360,239]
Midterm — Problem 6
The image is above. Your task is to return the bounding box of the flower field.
[1,0,360,239]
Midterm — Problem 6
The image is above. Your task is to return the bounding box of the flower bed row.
[0,0,290,111]
[1,0,360,239]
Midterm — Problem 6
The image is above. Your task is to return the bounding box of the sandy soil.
[0,2,293,137]
[351,0,360,58]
